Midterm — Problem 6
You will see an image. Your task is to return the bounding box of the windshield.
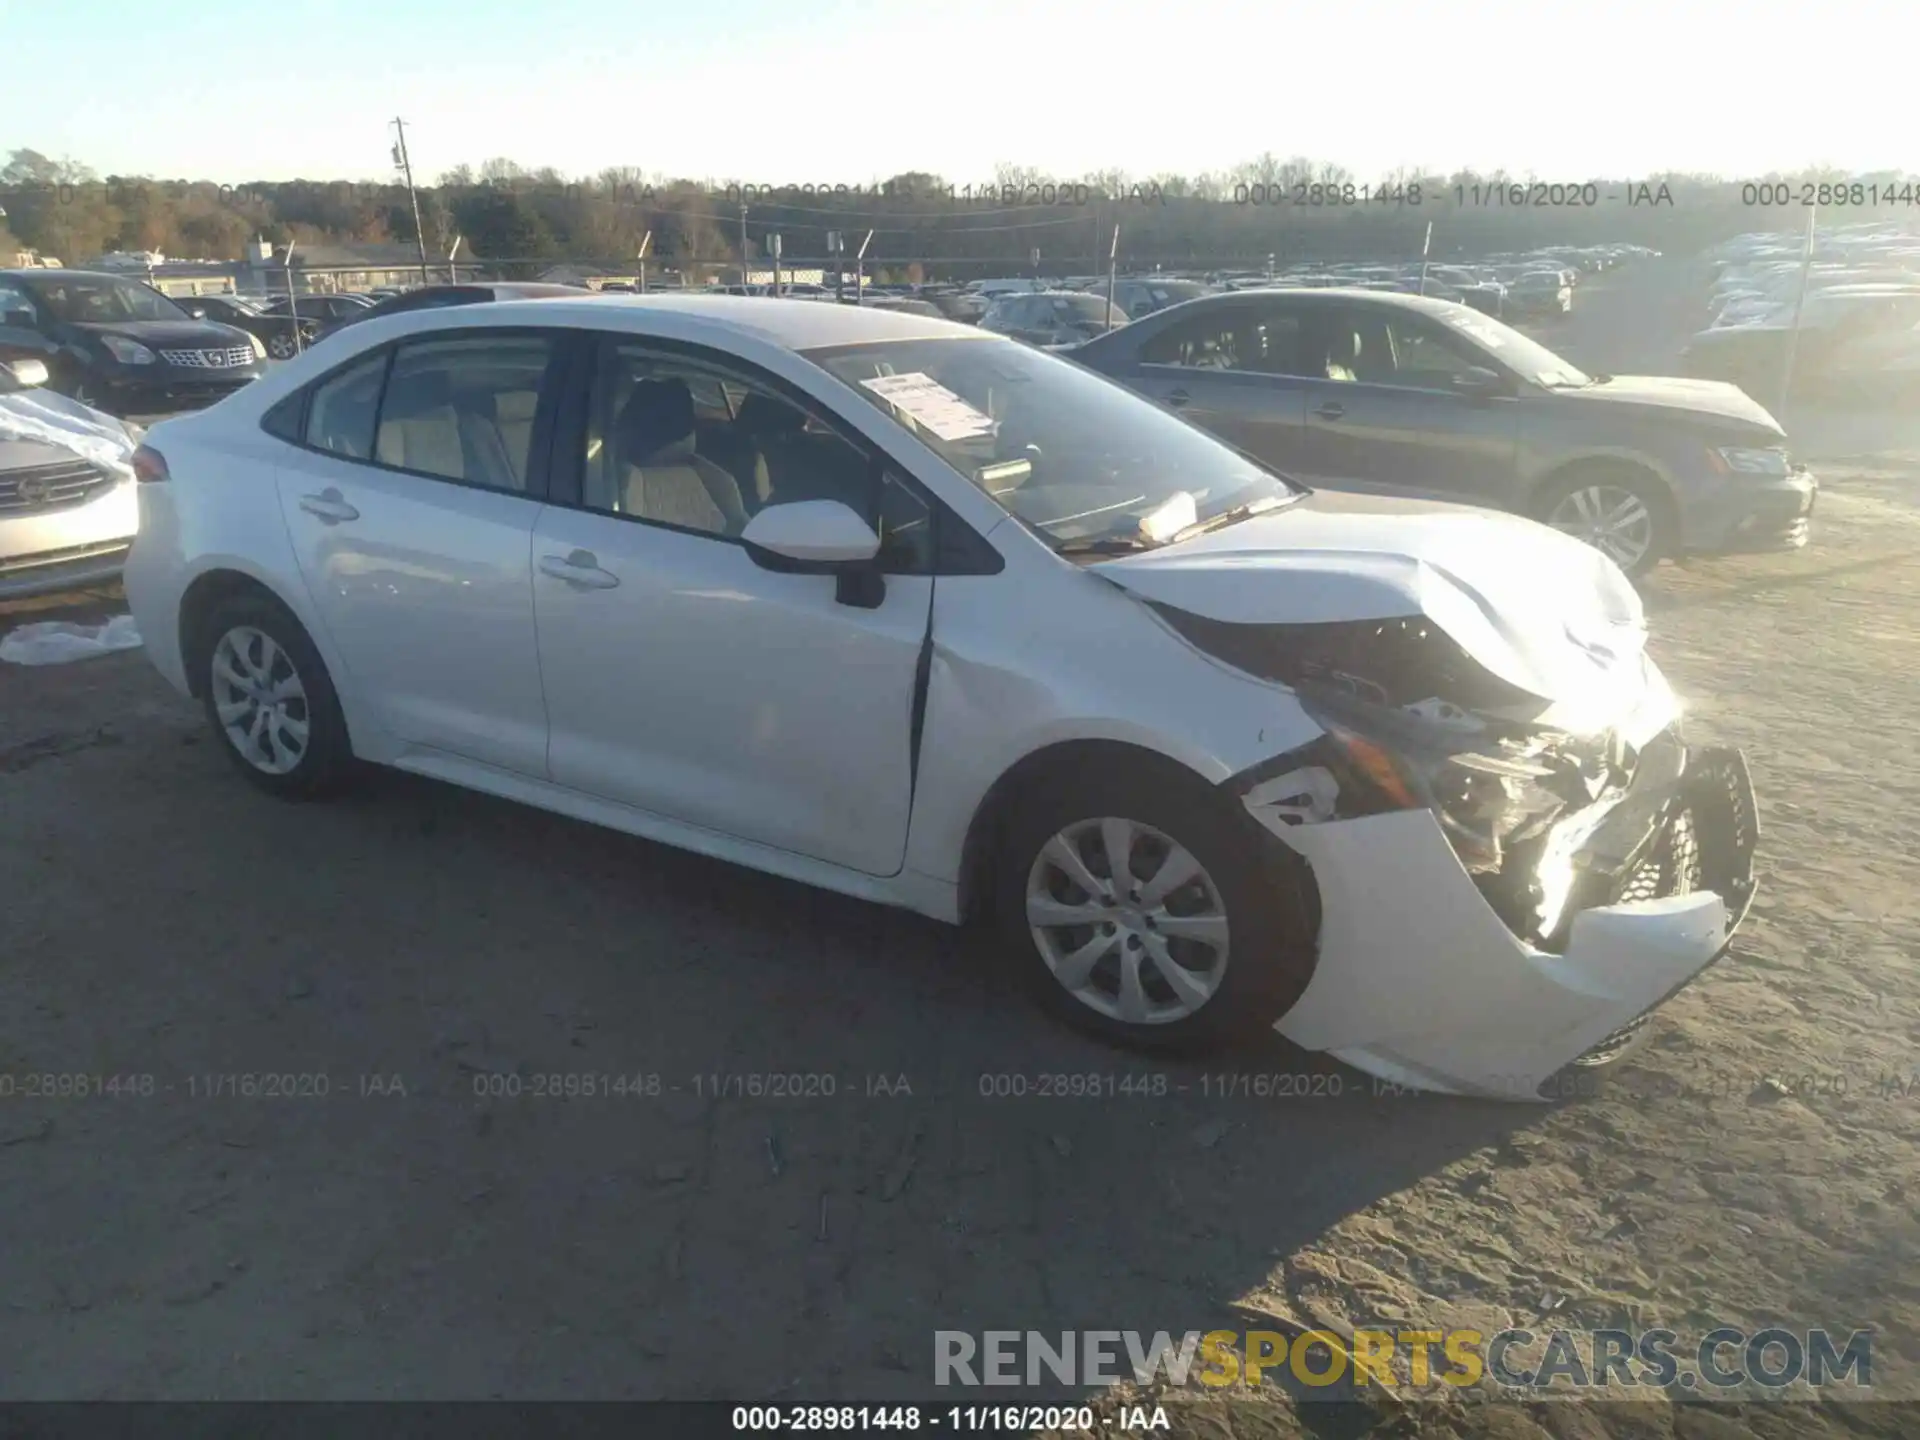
[804,335,1304,547]
[21,275,188,324]
[1434,307,1591,387]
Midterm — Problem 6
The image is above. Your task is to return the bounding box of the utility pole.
[739,204,749,289]
[391,118,430,286]
[1105,224,1120,332]
[1778,202,1818,417]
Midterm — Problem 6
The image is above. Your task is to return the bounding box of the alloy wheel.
[1025,816,1231,1025]
[210,625,311,775]
[1547,484,1655,571]
[268,332,297,360]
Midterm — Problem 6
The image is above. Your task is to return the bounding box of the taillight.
[132,445,170,483]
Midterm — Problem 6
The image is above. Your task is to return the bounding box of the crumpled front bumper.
[1244,746,1758,1100]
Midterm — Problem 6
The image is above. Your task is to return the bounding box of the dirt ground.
[2,263,1917,1435]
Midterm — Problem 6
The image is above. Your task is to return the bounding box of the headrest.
[383,366,455,418]
[615,379,695,463]
[736,392,805,438]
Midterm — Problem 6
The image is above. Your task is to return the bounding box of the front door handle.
[1165,389,1191,407]
[539,549,620,589]
[1314,401,1347,420]
[298,488,359,523]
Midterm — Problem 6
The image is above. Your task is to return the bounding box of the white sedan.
[122,297,1759,1099]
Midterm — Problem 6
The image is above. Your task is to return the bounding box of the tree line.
[0,147,1879,277]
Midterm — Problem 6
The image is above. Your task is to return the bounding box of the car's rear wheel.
[196,593,353,798]
[991,764,1318,1055]
[1536,466,1672,576]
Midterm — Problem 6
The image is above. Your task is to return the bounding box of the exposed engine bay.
[1156,605,1740,954]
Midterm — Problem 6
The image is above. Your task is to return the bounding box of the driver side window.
[0,281,38,327]
[578,340,933,570]
[1383,315,1488,389]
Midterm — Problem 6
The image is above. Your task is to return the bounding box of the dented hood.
[1094,491,1650,716]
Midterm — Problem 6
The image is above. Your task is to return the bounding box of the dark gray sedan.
[1069,288,1817,573]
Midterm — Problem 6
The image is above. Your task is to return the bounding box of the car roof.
[349,293,981,350]
[1,268,149,283]
[1183,286,1469,315]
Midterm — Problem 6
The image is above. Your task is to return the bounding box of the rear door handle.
[1314,401,1347,420]
[1165,389,1191,407]
[539,549,620,589]
[297,488,359,523]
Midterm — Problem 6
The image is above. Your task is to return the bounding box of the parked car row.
[1684,222,1920,402]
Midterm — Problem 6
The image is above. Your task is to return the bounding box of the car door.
[0,279,59,369]
[1106,299,1312,473]
[273,328,559,776]
[529,334,934,878]
[1295,303,1521,503]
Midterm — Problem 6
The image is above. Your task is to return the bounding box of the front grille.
[158,345,253,369]
[0,537,131,575]
[0,459,114,514]
[1616,808,1702,903]
[1564,748,1758,1075]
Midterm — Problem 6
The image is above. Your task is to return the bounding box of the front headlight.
[1300,685,1619,876]
[247,332,267,360]
[100,336,157,365]
[1711,444,1791,476]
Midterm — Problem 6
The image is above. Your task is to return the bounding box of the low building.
[248,241,485,295]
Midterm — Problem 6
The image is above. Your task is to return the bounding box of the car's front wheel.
[266,330,299,360]
[196,593,353,798]
[991,763,1318,1055]
[1536,465,1673,576]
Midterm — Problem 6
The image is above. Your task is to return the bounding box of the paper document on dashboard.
[859,373,995,441]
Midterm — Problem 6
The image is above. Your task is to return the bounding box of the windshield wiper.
[1168,494,1293,544]
[1053,534,1157,556]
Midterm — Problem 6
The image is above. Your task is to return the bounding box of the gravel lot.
[2,264,1917,1435]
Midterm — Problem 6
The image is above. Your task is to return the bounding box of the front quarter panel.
[904,523,1326,898]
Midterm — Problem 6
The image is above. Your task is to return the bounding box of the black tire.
[990,761,1319,1056]
[194,592,354,799]
[1531,464,1674,578]
[266,330,299,361]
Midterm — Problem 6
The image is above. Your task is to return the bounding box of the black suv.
[0,269,266,416]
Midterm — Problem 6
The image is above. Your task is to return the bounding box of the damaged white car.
[122,298,1758,1100]
[1,357,142,599]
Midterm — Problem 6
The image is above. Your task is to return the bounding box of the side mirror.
[741,499,881,570]
[741,500,886,608]
[1,357,49,389]
[187,306,208,320]
[1451,365,1507,398]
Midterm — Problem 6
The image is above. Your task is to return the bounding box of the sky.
[1,0,1909,187]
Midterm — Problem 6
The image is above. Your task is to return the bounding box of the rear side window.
[372,333,554,493]
[304,351,388,459]
[260,391,305,443]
